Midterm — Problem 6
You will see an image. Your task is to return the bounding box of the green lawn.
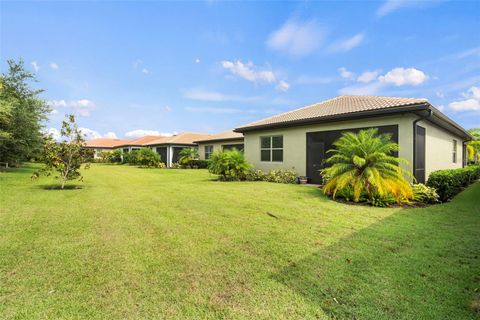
[1,164,479,319]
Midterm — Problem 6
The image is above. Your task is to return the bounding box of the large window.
[260,135,283,162]
[453,139,457,163]
[204,145,213,159]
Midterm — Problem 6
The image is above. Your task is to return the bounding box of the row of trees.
[0,60,50,166]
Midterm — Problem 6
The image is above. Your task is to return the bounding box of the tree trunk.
[61,177,66,189]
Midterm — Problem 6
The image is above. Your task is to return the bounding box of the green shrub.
[171,162,182,169]
[245,169,297,184]
[110,149,123,163]
[191,159,209,169]
[208,149,251,181]
[123,150,138,165]
[178,148,199,168]
[136,148,161,168]
[427,165,480,202]
[368,192,397,207]
[99,151,113,163]
[412,184,440,204]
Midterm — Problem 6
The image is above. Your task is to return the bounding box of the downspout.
[412,109,433,181]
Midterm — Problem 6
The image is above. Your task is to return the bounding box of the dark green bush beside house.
[427,165,480,202]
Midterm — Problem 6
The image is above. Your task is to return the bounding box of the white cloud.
[448,86,480,111]
[141,68,149,74]
[357,70,379,83]
[378,67,428,86]
[104,132,118,139]
[276,80,290,92]
[221,60,276,83]
[44,128,61,140]
[124,130,175,138]
[328,33,365,53]
[377,0,442,17]
[267,19,325,57]
[50,109,59,115]
[31,61,39,72]
[195,58,201,63]
[49,63,59,70]
[133,59,143,68]
[79,128,102,140]
[338,67,355,80]
[184,88,261,102]
[163,105,172,112]
[48,99,96,117]
[377,0,410,16]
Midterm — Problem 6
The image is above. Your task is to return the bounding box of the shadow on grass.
[37,184,84,190]
[272,183,480,319]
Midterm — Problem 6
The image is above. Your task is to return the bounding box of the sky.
[1,0,479,140]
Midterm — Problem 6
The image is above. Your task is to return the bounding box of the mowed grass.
[0,164,479,319]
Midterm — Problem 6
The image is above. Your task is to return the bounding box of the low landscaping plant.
[110,149,123,163]
[412,183,440,204]
[135,148,161,168]
[178,147,199,168]
[427,165,480,202]
[208,149,251,181]
[245,168,298,184]
[191,159,209,169]
[321,128,413,204]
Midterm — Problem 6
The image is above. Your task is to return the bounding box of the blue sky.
[1,0,479,139]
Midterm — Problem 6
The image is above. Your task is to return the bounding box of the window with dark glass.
[260,135,283,162]
[205,145,213,159]
[453,140,457,163]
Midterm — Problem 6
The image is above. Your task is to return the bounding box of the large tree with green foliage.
[0,59,50,166]
[34,115,88,189]
[321,128,413,203]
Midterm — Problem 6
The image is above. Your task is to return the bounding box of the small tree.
[110,149,123,163]
[34,115,89,189]
[208,149,251,181]
[136,148,161,167]
[178,147,199,168]
[321,128,413,203]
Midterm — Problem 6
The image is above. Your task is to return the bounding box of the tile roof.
[194,130,243,143]
[146,132,212,145]
[84,138,133,148]
[235,95,428,131]
[116,135,164,146]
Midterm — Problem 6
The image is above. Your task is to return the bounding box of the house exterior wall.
[243,114,416,177]
[416,119,465,178]
[197,139,244,160]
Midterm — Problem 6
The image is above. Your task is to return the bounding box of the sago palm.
[321,128,413,203]
[178,147,199,167]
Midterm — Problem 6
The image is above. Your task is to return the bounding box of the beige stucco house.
[194,130,244,160]
[235,96,472,184]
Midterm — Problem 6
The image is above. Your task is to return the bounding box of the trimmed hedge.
[427,165,480,202]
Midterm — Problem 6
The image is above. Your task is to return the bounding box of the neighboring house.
[234,95,472,184]
[115,135,163,153]
[145,132,211,167]
[84,138,132,158]
[194,130,244,160]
